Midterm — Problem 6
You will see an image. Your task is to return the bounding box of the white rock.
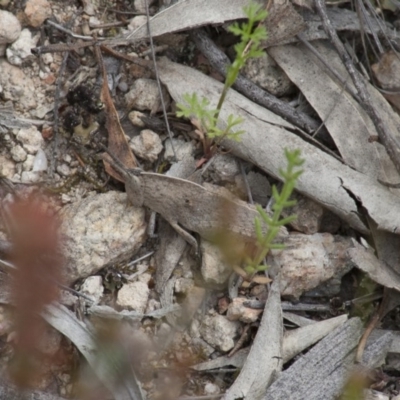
[117,281,149,313]
[201,240,232,287]
[164,138,194,161]
[6,29,39,66]
[243,53,293,97]
[138,272,152,284]
[16,126,44,154]
[125,78,169,112]
[63,154,72,164]
[199,314,239,352]
[227,297,262,323]
[33,103,53,119]
[204,382,220,395]
[174,278,194,294]
[33,148,48,172]
[21,170,40,183]
[128,110,146,127]
[22,154,35,171]
[0,154,15,178]
[145,298,160,314]
[56,164,71,177]
[41,53,53,65]
[10,145,27,162]
[128,15,147,31]
[0,61,37,110]
[24,0,52,27]
[61,191,147,283]
[0,10,21,44]
[210,154,240,184]
[81,276,104,304]
[129,129,163,162]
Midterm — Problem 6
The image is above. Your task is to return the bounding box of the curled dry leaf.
[95,46,137,182]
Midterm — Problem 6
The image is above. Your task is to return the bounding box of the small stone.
[129,129,163,162]
[138,272,152,284]
[81,276,104,304]
[0,60,37,110]
[6,29,39,66]
[125,78,170,112]
[201,240,232,287]
[41,53,53,65]
[210,154,240,184]
[41,126,53,139]
[21,170,40,183]
[34,103,53,119]
[10,145,27,162]
[0,10,21,44]
[204,382,220,395]
[16,126,44,154]
[227,297,262,323]
[56,164,71,177]
[22,154,35,171]
[128,110,146,127]
[128,15,147,31]
[246,171,271,207]
[164,138,194,161]
[33,148,47,172]
[24,0,52,28]
[199,313,239,352]
[117,80,128,92]
[117,281,149,313]
[174,278,194,294]
[0,155,15,178]
[145,298,160,314]
[242,53,293,97]
[282,192,324,234]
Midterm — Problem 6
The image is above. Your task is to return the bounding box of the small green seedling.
[242,149,304,278]
[176,2,268,153]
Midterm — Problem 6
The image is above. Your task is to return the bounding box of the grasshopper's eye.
[95,101,104,112]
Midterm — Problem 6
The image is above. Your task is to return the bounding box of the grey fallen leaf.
[87,304,181,320]
[361,330,393,368]
[370,329,400,354]
[192,347,249,372]
[223,276,283,400]
[283,312,317,327]
[264,318,363,400]
[193,314,347,373]
[43,303,145,400]
[125,0,248,41]
[269,41,400,187]
[348,239,400,291]
[300,7,400,44]
[157,57,400,235]
[282,314,347,363]
[269,42,380,177]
